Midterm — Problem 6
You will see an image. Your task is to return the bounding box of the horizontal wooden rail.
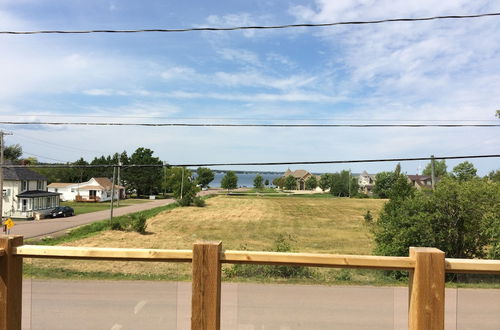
[446,258,500,274]
[0,249,5,257]
[11,245,500,274]
[13,245,193,262]
[221,250,416,270]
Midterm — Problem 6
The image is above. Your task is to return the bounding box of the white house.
[358,171,376,194]
[48,177,124,202]
[2,166,60,219]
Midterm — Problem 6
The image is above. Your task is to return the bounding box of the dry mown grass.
[33,196,386,278]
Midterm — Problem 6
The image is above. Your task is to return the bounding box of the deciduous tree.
[451,161,477,181]
[221,171,238,190]
[305,176,318,190]
[196,167,215,188]
[284,175,296,190]
[422,160,447,177]
[253,174,264,189]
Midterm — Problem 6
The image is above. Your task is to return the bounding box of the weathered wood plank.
[408,247,445,330]
[191,241,222,330]
[0,236,24,330]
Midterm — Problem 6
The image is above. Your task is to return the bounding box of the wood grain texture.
[191,241,222,330]
[0,236,23,330]
[14,245,192,262]
[409,247,445,330]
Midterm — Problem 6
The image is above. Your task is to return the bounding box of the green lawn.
[60,199,149,215]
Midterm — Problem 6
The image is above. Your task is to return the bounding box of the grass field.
[26,195,395,284]
[61,199,149,215]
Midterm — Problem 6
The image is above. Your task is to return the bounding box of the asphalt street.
[7,198,175,239]
[21,280,500,330]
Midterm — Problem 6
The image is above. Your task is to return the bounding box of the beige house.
[282,169,319,190]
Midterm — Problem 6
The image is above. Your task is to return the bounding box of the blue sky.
[0,0,499,175]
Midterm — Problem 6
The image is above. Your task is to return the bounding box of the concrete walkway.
[7,198,175,239]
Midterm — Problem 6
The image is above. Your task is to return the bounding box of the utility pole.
[110,165,116,221]
[180,167,185,200]
[430,155,436,190]
[0,131,13,226]
[116,159,121,207]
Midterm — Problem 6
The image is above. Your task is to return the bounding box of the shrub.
[193,197,206,207]
[364,210,373,223]
[131,215,147,234]
[223,234,314,279]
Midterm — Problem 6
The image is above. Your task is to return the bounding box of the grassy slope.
[28,196,391,283]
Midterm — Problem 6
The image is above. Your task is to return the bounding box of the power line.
[1,12,499,35]
[1,114,497,122]
[0,121,498,128]
[3,154,499,168]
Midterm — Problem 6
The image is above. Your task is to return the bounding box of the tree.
[305,176,318,190]
[487,169,500,182]
[221,171,238,190]
[196,167,214,188]
[253,174,264,189]
[330,170,359,197]
[273,177,284,189]
[265,179,269,186]
[422,160,447,177]
[4,144,22,161]
[284,175,296,190]
[451,161,477,181]
[125,148,163,196]
[165,167,198,206]
[372,172,395,198]
[374,178,500,259]
[318,173,332,192]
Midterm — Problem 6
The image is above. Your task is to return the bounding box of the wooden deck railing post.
[408,247,445,330]
[191,241,222,330]
[0,235,24,330]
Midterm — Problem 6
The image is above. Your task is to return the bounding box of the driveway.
[7,198,175,239]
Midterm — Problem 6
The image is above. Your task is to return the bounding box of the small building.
[2,166,60,219]
[358,171,376,194]
[282,169,319,190]
[407,175,436,190]
[48,177,125,202]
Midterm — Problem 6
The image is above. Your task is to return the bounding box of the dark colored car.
[50,206,75,218]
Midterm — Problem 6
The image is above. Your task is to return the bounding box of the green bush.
[223,235,314,279]
[193,197,206,207]
[131,215,147,234]
[364,210,373,223]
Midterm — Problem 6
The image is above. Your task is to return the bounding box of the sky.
[0,0,499,175]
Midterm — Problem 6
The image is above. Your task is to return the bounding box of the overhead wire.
[1,114,497,122]
[1,12,500,35]
[0,121,498,128]
[3,154,499,168]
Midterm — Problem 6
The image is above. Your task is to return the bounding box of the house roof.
[77,185,103,191]
[16,190,60,198]
[47,182,73,188]
[3,166,47,181]
[283,169,311,179]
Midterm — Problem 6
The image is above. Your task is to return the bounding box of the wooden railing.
[1,236,500,330]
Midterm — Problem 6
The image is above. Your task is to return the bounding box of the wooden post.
[191,241,222,330]
[408,247,445,330]
[0,235,23,330]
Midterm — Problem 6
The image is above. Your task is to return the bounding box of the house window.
[54,188,58,193]
[22,180,28,191]
[21,199,28,212]
[34,198,39,210]
[71,188,76,193]
[37,180,44,190]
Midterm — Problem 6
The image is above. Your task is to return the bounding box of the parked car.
[50,206,75,218]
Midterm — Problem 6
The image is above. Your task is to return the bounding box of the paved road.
[8,198,175,239]
[21,280,500,330]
